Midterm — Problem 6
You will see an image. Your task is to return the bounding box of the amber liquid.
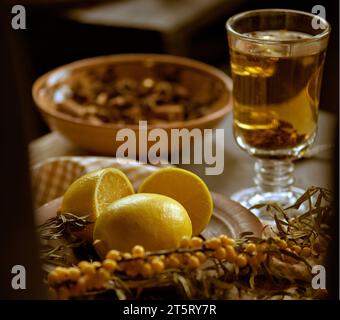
[230,30,326,153]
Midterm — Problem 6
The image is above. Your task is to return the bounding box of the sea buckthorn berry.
[244,243,257,254]
[47,271,59,284]
[220,235,236,247]
[195,252,207,263]
[277,239,288,249]
[92,271,105,288]
[167,255,181,268]
[188,256,200,269]
[174,252,185,264]
[179,236,191,248]
[76,277,87,293]
[181,252,193,264]
[106,250,121,261]
[236,254,248,268]
[122,253,132,260]
[97,268,111,280]
[78,261,96,276]
[132,245,145,258]
[81,274,94,288]
[225,245,237,262]
[55,266,67,272]
[102,259,118,272]
[68,267,81,281]
[92,261,101,269]
[205,238,222,249]
[69,285,81,297]
[219,234,228,242]
[55,267,70,281]
[292,245,302,254]
[55,266,68,273]
[141,263,153,277]
[257,242,269,252]
[78,261,91,270]
[301,247,311,258]
[190,237,203,248]
[226,238,236,246]
[92,278,105,290]
[171,253,182,264]
[214,247,227,259]
[151,258,165,273]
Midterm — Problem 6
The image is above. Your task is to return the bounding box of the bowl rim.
[32,53,233,130]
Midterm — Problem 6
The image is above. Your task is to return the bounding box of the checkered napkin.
[31,156,162,208]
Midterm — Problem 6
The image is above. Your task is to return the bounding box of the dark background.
[0,0,338,299]
[4,0,339,140]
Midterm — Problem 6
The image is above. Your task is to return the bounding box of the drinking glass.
[226,9,330,221]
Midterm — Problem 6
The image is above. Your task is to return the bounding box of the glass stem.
[254,159,294,193]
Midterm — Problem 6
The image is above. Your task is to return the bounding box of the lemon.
[138,168,213,235]
[93,193,192,256]
[60,168,134,241]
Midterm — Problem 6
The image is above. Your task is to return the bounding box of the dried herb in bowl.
[51,66,221,125]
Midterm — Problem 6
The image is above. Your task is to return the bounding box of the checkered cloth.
[32,156,163,208]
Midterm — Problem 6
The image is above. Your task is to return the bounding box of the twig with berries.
[45,187,333,300]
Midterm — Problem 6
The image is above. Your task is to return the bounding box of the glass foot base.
[231,186,305,224]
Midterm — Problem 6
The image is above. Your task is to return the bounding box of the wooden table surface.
[29,111,336,198]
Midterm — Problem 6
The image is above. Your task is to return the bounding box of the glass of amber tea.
[226,9,330,220]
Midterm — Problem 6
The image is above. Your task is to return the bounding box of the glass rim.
[226,8,331,44]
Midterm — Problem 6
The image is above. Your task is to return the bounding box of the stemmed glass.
[226,9,330,221]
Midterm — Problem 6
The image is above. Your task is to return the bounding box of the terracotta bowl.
[32,54,232,156]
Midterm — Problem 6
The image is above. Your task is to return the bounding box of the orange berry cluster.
[47,235,314,299]
[48,261,110,299]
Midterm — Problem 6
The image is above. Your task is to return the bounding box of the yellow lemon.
[60,168,134,241]
[93,193,192,256]
[138,168,213,235]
